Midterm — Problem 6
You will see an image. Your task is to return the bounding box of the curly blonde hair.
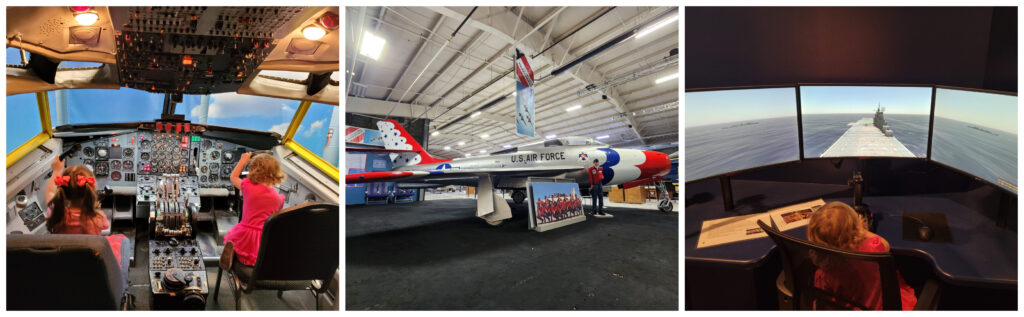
[807,201,869,270]
[247,153,286,185]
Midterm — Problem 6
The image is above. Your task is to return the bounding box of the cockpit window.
[6,93,43,153]
[294,103,340,167]
[543,139,564,147]
[42,89,299,134]
[175,92,299,133]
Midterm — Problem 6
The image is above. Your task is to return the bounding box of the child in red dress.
[224,152,286,267]
[807,201,917,310]
[45,157,130,283]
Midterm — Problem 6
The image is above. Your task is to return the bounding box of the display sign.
[345,126,384,146]
[515,49,535,137]
[527,178,586,232]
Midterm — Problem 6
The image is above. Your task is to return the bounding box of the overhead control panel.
[110,7,305,94]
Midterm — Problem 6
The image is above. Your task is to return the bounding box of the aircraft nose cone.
[638,151,671,178]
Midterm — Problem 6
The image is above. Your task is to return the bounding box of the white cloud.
[303,119,325,138]
[206,93,296,119]
[269,122,290,135]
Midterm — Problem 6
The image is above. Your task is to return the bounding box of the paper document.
[696,213,772,248]
[768,198,826,232]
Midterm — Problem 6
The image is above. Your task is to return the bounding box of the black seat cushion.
[7,234,123,310]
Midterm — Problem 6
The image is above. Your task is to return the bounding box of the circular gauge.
[201,175,208,182]
[111,171,122,181]
[209,174,218,182]
[83,159,94,168]
[110,160,121,170]
[210,151,220,160]
[141,152,150,161]
[124,148,134,157]
[96,147,109,159]
[222,151,234,162]
[203,140,212,150]
[201,166,208,173]
[83,147,95,157]
[222,166,232,176]
[210,163,219,171]
[95,162,109,176]
[123,160,133,170]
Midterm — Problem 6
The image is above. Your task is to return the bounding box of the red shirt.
[587,166,603,185]
[814,236,918,310]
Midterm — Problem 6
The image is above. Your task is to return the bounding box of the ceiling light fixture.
[444,146,451,150]
[596,135,610,140]
[457,141,465,146]
[545,134,556,139]
[636,15,678,39]
[432,131,440,136]
[655,73,679,84]
[302,25,327,41]
[503,144,512,149]
[470,111,481,118]
[479,150,486,154]
[359,30,386,60]
[70,6,99,26]
[480,134,489,139]
[465,153,472,157]
[566,104,582,112]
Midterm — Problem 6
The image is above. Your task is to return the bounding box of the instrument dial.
[111,171,122,181]
[83,147,95,157]
[141,152,150,161]
[83,159,95,171]
[96,147,109,159]
[201,175,208,182]
[201,166,208,173]
[123,160,134,170]
[222,151,234,162]
[95,161,109,176]
[110,160,121,170]
[202,140,212,150]
[124,148,134,157]
[222,166,232,176]
[210,151,220,160]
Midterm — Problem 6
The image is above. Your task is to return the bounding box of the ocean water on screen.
[685,116,800,182]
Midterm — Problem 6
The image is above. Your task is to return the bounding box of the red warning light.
[182,56,193,66]
[319,13,339,29]
[70,6,91,13]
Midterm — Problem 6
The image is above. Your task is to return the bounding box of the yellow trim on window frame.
[284,140,339,181]
[281,101,311,143]
[7,132,51,168]
[37,91,53,136]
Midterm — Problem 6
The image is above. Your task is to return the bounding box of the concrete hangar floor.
[345,193,678,310]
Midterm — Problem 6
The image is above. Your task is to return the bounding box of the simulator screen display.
[801,86,932,158]
[932,88,1018,193]
[685,87,800,182]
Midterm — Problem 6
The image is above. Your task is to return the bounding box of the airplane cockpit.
[6,6,340,310]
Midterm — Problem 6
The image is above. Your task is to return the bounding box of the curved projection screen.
[685,87,800,182]
[932,88,1018,193]
[801,86,932,158]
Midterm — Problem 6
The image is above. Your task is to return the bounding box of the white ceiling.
[346,6,678,158]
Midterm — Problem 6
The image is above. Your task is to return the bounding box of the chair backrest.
[757,220,902,310]
[251,202,339,284]
[7,234,123,310]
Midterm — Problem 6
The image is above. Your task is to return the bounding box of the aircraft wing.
[345,166,583,184]
[345,147,419,153]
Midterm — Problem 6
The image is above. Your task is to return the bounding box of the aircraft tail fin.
[377,120,451,167]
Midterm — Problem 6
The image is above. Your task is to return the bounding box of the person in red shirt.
[222,153,286,270]
[45,157,130,292]
[808,201,917,310]
[586,159,612,218]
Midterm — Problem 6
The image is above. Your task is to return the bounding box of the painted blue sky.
[801,86,932,115]
[685,87,797,127]
[934,88,1017,134]
[6,49,338,165]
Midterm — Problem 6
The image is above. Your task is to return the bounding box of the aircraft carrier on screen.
[820,105,915,157]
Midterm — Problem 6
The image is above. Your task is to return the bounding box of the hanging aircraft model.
[346,120,674,225]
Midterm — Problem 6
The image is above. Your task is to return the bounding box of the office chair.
[214,202,339,310]
[757,220,940,310]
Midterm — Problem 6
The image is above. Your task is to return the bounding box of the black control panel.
[111,7,304,94]
[17,202,45,232]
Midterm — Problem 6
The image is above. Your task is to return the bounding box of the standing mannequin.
[587,159,613,218]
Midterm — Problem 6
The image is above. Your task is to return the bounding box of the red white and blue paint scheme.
[346,120,672,225]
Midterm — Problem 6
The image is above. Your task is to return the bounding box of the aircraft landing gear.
[655,182,674,213]
[511,190,527,204]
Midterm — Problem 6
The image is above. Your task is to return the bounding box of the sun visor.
[7,65,120,95]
